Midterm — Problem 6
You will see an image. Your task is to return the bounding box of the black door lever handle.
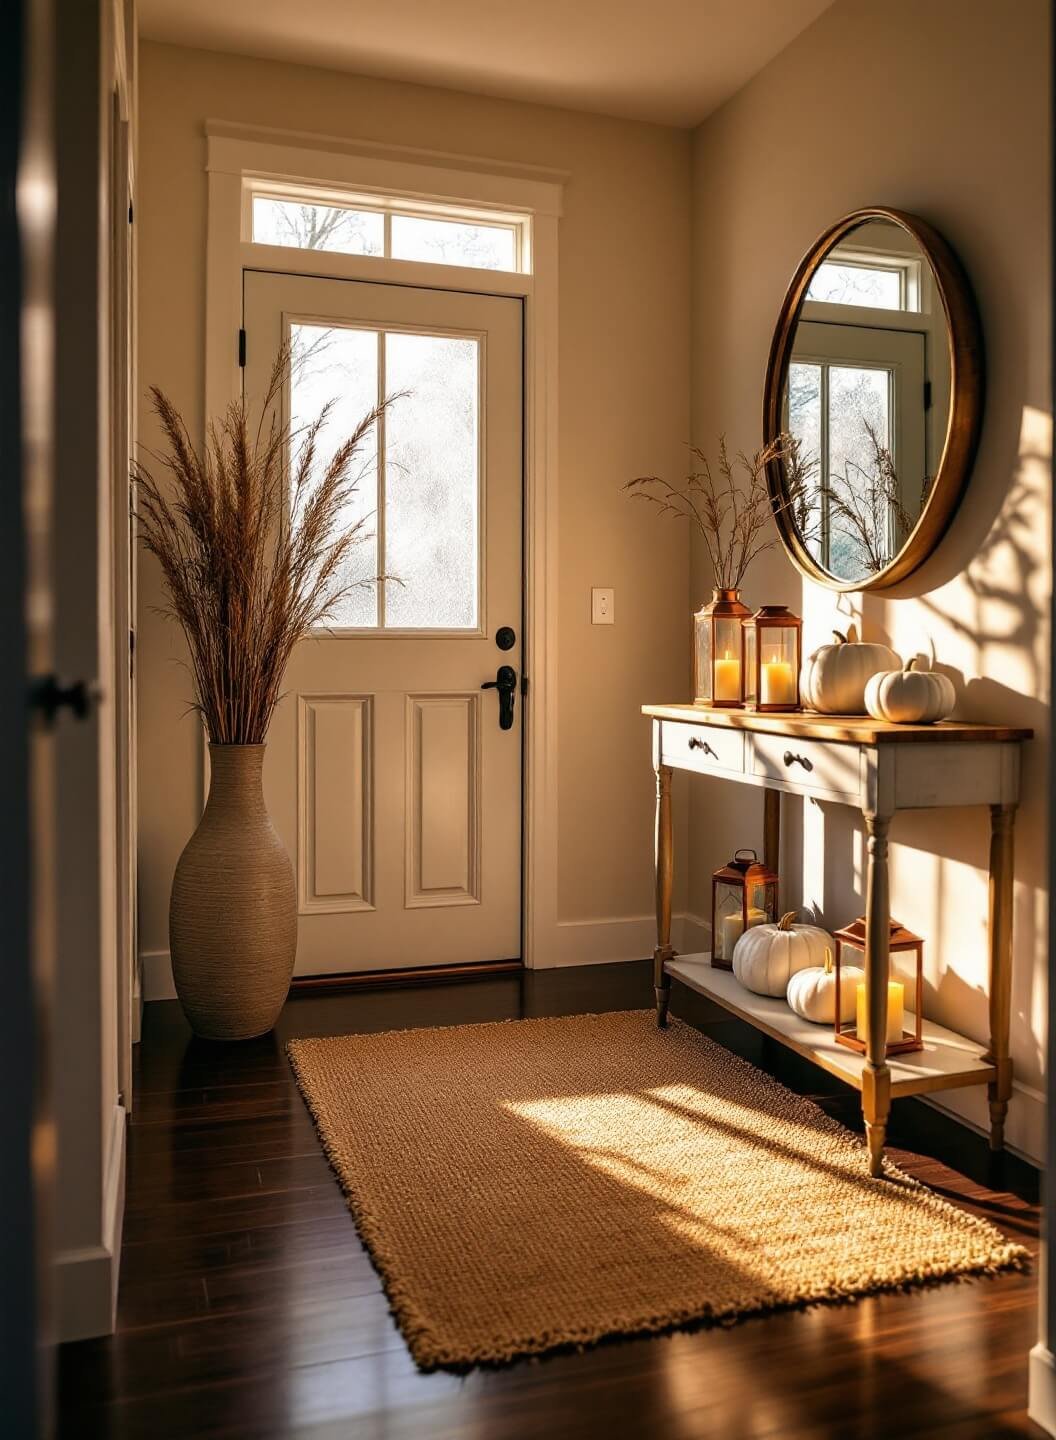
[481,664,517,730]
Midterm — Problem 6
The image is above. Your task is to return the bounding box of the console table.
[643,702,1033,1176]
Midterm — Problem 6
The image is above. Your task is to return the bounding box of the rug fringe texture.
[286,1010,1029,1373]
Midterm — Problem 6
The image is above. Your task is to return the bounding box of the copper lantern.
[743,605,802,712]
[711,848,778,971]
[693,588,751,707]
[833,916,924,1056]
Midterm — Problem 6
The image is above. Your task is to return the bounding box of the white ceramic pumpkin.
[864,658,956,725]
[732,912,833,997]
[801,630,901,715]
[786,948,865,1025]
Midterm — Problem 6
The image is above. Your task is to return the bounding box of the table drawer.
[661,721,744,776]
[749,732,862,802]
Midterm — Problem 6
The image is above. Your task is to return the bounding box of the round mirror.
[763,208,983,591]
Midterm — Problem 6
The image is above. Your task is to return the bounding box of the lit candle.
[713,652,741,703]
[855,981,905,1046]
[761,659,796,706]
[721,905,766,959]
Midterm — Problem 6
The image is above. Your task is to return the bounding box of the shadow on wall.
[795,406,1051,1101]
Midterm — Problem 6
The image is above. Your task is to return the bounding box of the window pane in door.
[787,362,823,561]
[254,197,384,256]
[828,365,891,580]
[289,323,380,628]
[390,214,517,271]
[384,332,480,628]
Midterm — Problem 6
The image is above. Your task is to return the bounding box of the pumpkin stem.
[777,911,798,931]
[906,657,919,672]
[832,629,847,645]
[824,947,833,975]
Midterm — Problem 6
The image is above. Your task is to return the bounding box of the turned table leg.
[984,802,1016,1151]
[653,762,674,1027]
[764,787,781,908]
[862,811,893,1177]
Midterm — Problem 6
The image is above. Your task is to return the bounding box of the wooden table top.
[642,702,1034,746]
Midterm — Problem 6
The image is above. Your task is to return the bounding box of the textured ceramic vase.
[170,744,296,1040]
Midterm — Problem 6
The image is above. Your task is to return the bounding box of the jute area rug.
[287,1010,1027,1372]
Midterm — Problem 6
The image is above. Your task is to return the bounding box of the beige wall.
[689,0,1050,1157]
[135,42,692,962]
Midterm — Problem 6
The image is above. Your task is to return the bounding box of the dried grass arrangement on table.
[135,346,399,1040]
[624,432,814,590]
[134,346,394,745]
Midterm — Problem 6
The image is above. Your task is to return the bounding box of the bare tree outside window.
[253,197,384,256]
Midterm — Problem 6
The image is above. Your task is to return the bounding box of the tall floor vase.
[170,743,296,1040]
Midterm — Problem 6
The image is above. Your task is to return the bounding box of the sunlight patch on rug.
[288,1011,1027,1372]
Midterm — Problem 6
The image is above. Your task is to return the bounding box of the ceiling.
[137,0,835,128]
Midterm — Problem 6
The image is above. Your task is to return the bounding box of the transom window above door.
[248,181,529,273]
[291,320,482,632]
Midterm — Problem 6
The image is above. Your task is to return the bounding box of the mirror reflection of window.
[782,220,940,584]
[767,211,979,593]
[788,360,897,579]
[806,260,904,310]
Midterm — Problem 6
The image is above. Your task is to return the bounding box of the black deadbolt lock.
[495,625,516,651]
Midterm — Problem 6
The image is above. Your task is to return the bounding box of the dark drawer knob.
[783,750,813,772]
[688,736,717,757]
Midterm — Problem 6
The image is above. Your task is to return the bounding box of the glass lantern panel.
[693,608,713,703]
[749,877,778,923]
[759,627,799,707]
[712,616,743,704]
[744,625,758,705]
[713,880,767,962]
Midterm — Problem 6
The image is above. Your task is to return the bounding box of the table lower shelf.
[667,954,997,1099]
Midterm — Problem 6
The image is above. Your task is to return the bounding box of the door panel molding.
[405,693,481,910]
[297,694,374,915]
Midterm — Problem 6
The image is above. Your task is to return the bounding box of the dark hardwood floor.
[59,961,1043,1439]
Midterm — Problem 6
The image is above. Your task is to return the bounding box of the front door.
[243,272,523,974]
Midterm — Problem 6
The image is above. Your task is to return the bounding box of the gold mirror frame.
[763,207,984,592]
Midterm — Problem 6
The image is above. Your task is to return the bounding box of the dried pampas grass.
[135,345,397,744]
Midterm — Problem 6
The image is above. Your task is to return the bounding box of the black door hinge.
[128,202,134,224]
[238,328,247,367]
[923,379,932,411]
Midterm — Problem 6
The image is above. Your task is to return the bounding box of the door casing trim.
[204,122,562,968]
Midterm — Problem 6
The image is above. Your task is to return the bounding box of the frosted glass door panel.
[828,365,891,579]
[290,323,379,628]
[828,365,891,480]
[385,333,480,629]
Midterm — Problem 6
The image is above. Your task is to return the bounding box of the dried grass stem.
[135,344,399,744]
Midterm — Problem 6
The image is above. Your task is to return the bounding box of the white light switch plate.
[591,587,615,625]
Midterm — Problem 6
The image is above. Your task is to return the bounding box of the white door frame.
[203,121,564,969]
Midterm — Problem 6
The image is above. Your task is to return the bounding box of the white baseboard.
[549,913,710,968]
[921,1076,1044,1168]
[1031,1344,1056,1436]
[141,916,713,995]
[55,1102,126,1342]
[141,946,177,1001]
